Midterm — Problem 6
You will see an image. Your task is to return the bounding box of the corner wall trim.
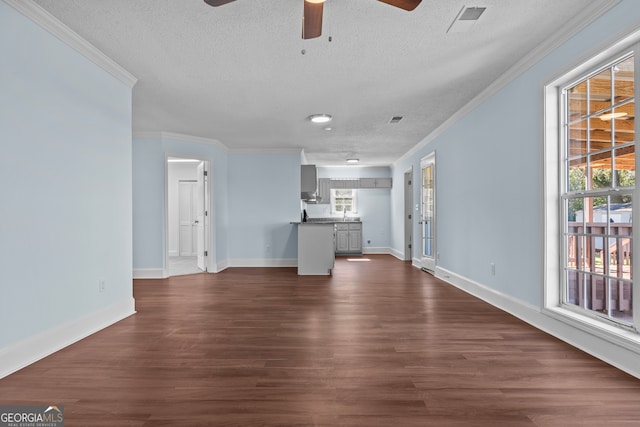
[434,266,640,379]
[0,298,136,379]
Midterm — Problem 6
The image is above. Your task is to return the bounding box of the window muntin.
[331,189,357,215]
[562,54,635,327]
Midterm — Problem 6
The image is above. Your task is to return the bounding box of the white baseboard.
[0,297,136,379]
[133,268,167,279]
[389,248,406,260]
[227,258,297,268]
[363,247,391,255]
[213,259,229,273]
[434,266,640,379]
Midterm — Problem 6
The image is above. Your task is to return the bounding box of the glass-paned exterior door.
[421,153,436,271]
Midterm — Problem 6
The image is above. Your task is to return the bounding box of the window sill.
[543,306,640,355]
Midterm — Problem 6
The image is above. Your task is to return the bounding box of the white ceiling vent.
[389,116,404,124]
[447,6,486,33]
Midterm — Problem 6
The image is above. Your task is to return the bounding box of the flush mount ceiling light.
[346,158,360,164]
[308,114,332,124]
[599,111,628,120]
[167,158,200,163]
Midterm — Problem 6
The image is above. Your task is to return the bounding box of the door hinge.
[408,180,411,185]
[204,251,208,256]
[205,210,208,216]
[203,170,208,177]
[408,244,412,249]
[408,214,412,219]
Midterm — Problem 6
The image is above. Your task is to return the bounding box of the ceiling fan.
[203,0,422,39]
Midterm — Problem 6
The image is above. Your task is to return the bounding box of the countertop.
[291,218,361,225]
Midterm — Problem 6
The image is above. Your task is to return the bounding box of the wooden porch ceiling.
[568,66,635,170]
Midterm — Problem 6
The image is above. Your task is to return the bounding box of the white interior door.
[196,162,206,271]
[178,181,197,256]
[420,153,436,272]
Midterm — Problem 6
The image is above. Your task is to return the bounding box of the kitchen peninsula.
[293,222,335,275]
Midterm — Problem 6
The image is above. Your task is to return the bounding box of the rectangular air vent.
[447,6,486,33]
[389,116,404,123]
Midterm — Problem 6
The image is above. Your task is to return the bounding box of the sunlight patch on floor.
[347,258,371,262]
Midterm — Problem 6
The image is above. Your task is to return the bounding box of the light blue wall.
[228,153,301,261]
[307,166,392,250]
[0,2,133,348]
[132,138,302,267]
[132,136,229,268]
[391,0,640,306]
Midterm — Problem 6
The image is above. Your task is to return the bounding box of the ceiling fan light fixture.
[308,114,333,124]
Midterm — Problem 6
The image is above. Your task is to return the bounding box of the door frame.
[420,152,436,272]
[165,154,212,276]
[404,167,413,261]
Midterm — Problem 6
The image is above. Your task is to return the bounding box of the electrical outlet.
[490,263,496,276]
[99,279,106,293]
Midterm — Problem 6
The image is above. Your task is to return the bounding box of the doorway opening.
[420,152,436,272]
[166,156,210,276]
[404,168,413,261]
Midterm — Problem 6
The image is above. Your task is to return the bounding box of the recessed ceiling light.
[167,158,200,163]
[346,158,359,164]
[324,127,332,131]
[308,114,332,124]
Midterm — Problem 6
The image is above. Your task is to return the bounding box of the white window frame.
[331,188,357,216]
[544,29,640,349]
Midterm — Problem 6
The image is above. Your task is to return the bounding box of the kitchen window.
[544,34,640,338]
[331,189,357,215]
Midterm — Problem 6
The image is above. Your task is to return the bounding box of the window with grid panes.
[562,53,635,327]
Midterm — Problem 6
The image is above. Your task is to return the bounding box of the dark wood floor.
[2,255,640,426]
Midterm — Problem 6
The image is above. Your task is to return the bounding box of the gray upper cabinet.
[359,178,392,188]
[317,178,331,204]
[374,178,392,188]
[331,179,360,189]
[359,178,376,188]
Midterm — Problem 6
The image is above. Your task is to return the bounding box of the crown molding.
[395,0,621,167]
[134,131,304,155]
[229,148,304,155]
[3,0,137,88]
[133,131,229,152]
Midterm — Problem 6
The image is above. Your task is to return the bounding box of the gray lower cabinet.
[335,222,362,255]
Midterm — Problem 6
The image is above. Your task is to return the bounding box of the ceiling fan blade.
[377,0,422,11]
[302,0,323,40]
[203,0,237,7]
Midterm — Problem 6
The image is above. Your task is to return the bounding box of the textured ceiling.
[32,0,614,165]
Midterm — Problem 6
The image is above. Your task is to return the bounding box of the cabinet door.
[348,230,362,252]
[317,178,331,204]
[336,230,349,252]
[375,178,392,188]
[359,178,376,188]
